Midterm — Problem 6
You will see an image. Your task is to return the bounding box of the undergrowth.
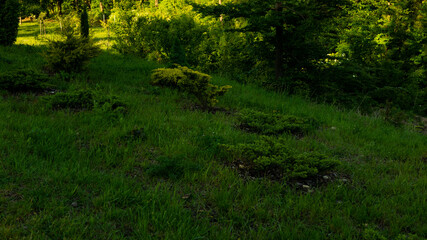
[221,136,340,180]
[0,69,53,93]
[237,108,317,136]
[151,65,231,108]
[43,89,127,113]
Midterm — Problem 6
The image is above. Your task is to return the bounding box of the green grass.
[0,21,426,239]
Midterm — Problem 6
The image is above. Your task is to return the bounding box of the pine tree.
[80,6,89,38]
[192,0,345,82]
[0,0,21,46]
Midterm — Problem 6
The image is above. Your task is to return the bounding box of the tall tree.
[80,6,89,37]
[192,0,346,82]
[0,0,21,46]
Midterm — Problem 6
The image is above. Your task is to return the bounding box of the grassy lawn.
[0,22,426,239]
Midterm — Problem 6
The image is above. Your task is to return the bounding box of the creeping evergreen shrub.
[151,66,231,107]
[221,136,340,179]
[0,70,53,93]
[0,0,20,46]
[238,109,317,136]
[43,31,100,74]
[45,90,94,110]
[44,89,127,112]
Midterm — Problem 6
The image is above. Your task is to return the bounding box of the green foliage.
[222,136,340,179]
[80,7,90,38]
[43,89,127,112]
[20,0,42,18]
[169,38,188,66]
[151,65,231,107]
[0,69,53,93]
[110,12,206,65]
[320,0,427,115]
[43,26,100,74]
[362,227,387,240]
[238,109,316,136]
[0,0,20,46]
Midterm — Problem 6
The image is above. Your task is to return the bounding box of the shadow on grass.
[0,44,47,71]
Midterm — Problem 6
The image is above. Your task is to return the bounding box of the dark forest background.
[7,0,427,115]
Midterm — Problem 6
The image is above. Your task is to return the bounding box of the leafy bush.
[0,0,20,46]
[43,89,127,112]
[151,65,231,107]
[43,25,100,74]
[0,70,53,93]
[221,136,340,179]
[238,109,317,136]
[110,12,205,65]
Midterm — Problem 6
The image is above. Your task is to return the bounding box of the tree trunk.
[275,2,284,81]
[100,1,106,23]
[57,0,62,15]
[219,0,223,23]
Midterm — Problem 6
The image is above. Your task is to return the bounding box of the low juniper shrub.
[151,65,231,108]
[43,89,127,112]
[0,69,53,93]
[362,227,389,240]
[44,89,94,110]
[237,108,317,136]
[221,136,340,179]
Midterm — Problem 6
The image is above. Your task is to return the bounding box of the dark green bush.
[0,0,20,46]
[238,109,316,136]
[43,28,100,74]
[43,89,127,112]
[151,65,231,108]
[221,136,340,179]
[0,70,53,93]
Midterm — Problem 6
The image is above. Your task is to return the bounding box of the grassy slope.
[0,22,426,239]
